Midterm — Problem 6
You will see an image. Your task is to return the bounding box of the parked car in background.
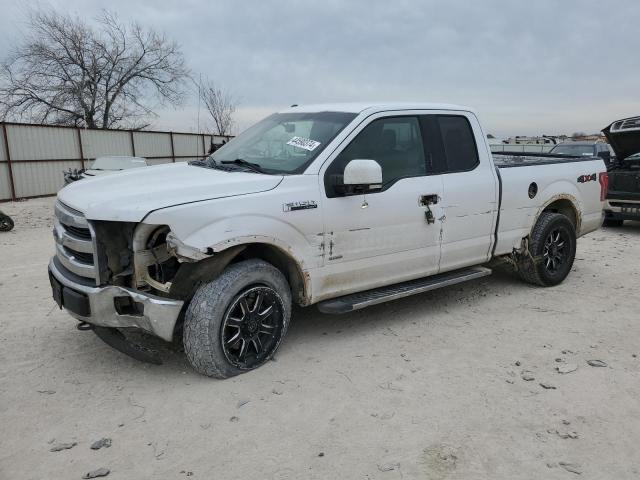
[550,141,615,165]
[602,116,640,226]
[0,210,14,232]
[48,102,607,378]
[64,156,148,184]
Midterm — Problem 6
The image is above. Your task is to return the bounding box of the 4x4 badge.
[577,173,596,183]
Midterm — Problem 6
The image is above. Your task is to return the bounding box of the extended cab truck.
[48,103,607,378]
[602,116,640,226]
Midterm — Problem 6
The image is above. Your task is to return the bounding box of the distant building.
[571,133,607,142]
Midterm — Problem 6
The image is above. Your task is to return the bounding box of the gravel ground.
[1,197,639,479]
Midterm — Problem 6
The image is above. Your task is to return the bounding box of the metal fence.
[0,122,232,201]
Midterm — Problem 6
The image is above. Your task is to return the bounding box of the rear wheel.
[517,212,576,287]
[183,259,291,378]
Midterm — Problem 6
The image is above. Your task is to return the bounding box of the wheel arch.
[231,243,309,306]
[536,194,581,234]
[169,241,310,306]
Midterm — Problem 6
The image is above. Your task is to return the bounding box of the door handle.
[420,194,439,206]
[419,194,439,224]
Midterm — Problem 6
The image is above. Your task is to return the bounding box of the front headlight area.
[132,224,181,295]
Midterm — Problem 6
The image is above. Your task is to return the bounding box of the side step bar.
[317,266,492,314]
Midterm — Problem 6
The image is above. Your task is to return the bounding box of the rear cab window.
[437,115,480,173]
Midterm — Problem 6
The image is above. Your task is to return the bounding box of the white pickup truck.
[49,103,607,378]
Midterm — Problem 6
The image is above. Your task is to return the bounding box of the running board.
[317,266,492,314]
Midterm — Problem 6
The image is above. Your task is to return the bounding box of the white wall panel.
[0,127,7,161]
[81,130,132,159]
[134,132,172,158]
[0,164,11,200]
[173,134,204,157]
[13,160,82,198]
[7,125,79,160]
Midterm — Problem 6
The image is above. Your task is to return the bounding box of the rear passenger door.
[436,114,499,272]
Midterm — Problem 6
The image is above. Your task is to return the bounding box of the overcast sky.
[1,0,639,137]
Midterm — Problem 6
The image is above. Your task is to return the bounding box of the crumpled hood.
[603,116,640,160]
[58,162,283,222]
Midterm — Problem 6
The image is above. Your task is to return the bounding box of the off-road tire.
[603,218,623,227]
[0,212,14,232]
[183,259,292,378]
[517,212,577,287]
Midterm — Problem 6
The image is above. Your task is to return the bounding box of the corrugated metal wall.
[0,122,232,201]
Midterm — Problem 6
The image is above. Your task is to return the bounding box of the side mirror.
[343,159,382,193]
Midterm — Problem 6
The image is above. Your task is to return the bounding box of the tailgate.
[608,169,640,200]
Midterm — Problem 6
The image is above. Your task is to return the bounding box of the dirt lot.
[1,197,639,479]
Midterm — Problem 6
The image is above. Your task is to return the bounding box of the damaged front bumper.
[48,258,184,342]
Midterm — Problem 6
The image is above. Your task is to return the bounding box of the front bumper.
[48,258,184,342]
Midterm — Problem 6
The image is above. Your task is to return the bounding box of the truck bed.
[491,153,606,257]
[493,152,594,168]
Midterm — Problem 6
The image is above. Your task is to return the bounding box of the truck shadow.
[603,220,640,233]
[103,268,525,377]
[282,268,523,350]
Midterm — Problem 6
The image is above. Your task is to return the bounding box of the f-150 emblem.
[283,200,318,212]
[577,173,597,183]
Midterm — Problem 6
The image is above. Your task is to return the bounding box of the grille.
[63,223,92,240]
[53,201,99,284]
[63,247,94,264]
[611,116,640,133]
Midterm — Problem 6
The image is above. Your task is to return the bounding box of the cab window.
[438,115,479,172]
[325,116,425,196]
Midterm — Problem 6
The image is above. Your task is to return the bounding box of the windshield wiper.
[189,157,230,170]
[221,158,266,174]
[189,158,209,167]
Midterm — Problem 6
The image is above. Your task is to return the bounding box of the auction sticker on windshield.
[287,136,321,151]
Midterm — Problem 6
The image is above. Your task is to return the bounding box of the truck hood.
[58,162,283,222]
[603,116,640,160]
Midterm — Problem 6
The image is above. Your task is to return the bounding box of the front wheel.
[517,212,577,287]
[183,259,292,378]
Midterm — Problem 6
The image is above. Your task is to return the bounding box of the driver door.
[318,113,445,300]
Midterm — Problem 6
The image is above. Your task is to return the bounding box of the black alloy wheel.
[221,286,285,370]
[542,228,568,274]
[517,211,576,287]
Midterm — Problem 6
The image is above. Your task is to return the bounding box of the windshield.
[205,111,357,174]
[550,144,595,156]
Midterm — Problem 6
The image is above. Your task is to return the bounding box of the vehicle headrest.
[380,129,396,152]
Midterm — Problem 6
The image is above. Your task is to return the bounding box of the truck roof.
[279,102,474,115]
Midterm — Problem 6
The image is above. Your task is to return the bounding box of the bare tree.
[199,78,237,137]
[0,9,189,128]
